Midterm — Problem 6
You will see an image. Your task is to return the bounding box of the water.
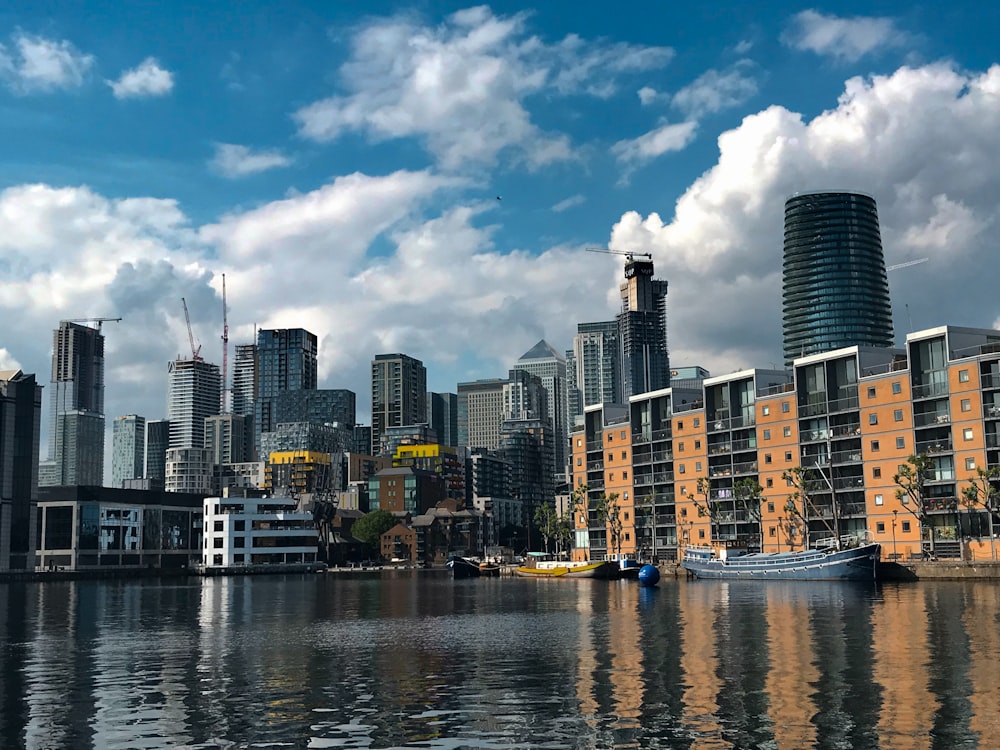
[1,573,999,750]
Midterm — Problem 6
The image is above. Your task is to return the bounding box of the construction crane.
[62,317,122,332]
[180,298,202,361]
[585,246,652,262]
[887,257,929,272]
[221,274,229,413]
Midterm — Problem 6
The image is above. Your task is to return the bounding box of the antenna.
[181,298,202,361]
[221,274,229,412]
[585,246,652,262]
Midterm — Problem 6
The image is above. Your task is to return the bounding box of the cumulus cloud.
[782,10,909,63]
[611,121,698,171]
[209,143,292,178]
[294,6,672,171]
[108,57,174,98]
[551,194,585,212]
[637,86,666,106]
[610,62,1000,374]
[671,62,759,119]
[0,32,94,92]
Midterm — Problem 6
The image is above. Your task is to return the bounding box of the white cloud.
[210,143,292,178]
[638,86,666,106]
[611,121,698,168]
[108,57,174,98]
[0,349,21,371]
[672,62,758,119]
[610,62,1000,373]
[294,7,672,171]
[0,32,94,92]
[551,194,585,212]
[782,10,909,63]
[733,40,753,55]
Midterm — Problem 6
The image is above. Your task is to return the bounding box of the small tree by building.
[534,503,559,554]
[733,478,764,549]
[683,476,716,528]
[893,453,940,556]
[961,466,1000,560]
[781,466,839,549]
[352,509,397,556]
[571,483,622,560]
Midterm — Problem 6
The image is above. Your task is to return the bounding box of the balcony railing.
[912,381,949,399]
[707,414,754,433]
[799,399,828,417]
[731,439,757,453]
[915,437,953,454]
[652,449,673,461]
[800,429,830,443]
[733,461,758,476]
[986,433,1000,448]
[914,412,950,428]
[800,454,830,467]
[831,450,862,464]
[708,442,732,455]
[830,423,861,438]
[829,394,860,413]
[586,441,603,451]
[842,502,867,516]
[833,476,864,490]
[984,404,1000,420]
[981,373,1000,390]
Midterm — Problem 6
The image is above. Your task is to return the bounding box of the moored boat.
[515,559,618,579]
[682,541,881,581]
[447,556,481,579]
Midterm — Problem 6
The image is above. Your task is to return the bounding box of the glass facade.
[782,192,893,364]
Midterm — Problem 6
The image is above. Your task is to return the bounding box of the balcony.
[733,461,758,476]
[799,399,828,417]
[731,438,757,453]
[830,422,861,438]
[912,381,949,399]
[708,414,753,433]
[914,412,950,428]
[833,476,864,490]
[800,429,830,443]
[982,373,1000,390]
[842,502,868,516]
[800,454,830,467]
[586,441,604,452]
[829,394,860,413]
[652,448,673,462]
[986,433,1000,448]
[985,404,1000,420]
[831,450,862,465]
[915,437,953,454]
[708,442,732,455]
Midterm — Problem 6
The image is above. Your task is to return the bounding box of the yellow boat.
[515,560,618,579]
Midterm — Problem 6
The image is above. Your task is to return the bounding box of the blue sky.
[1,1,1000,460]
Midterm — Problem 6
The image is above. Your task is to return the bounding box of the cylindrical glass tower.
[782,191,893,364]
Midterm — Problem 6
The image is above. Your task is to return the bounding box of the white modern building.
[201,493,319,570]
[166,358,220,493]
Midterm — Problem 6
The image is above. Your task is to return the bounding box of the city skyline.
[0,2,998,468]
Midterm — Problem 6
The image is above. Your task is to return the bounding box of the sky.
[1,1,999,466]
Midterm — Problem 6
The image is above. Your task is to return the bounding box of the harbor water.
[2,572,999,749]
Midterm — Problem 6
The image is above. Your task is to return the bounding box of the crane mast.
[221,274,229,412]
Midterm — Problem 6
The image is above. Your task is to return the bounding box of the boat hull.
[448,557,481,579]
[515,561,618,579]
[682,543,881,581]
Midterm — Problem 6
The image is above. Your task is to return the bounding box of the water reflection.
[1,575,999,749]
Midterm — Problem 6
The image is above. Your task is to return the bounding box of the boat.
[515,559,618,579]
[478,561,501,577]
[682,539,881,581]
[447,556,481,579]
[618,558,641,579]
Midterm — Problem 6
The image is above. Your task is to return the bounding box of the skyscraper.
[40,321,106,486]
[426,391,458,447]
[512,341,567,477]
[370,354,427,455]
[566,320,621,433]
[254,329,318,456]
[0,369,42,571]
[782,191,894,364]
[165,358,220,493]
[111,414,146,488]
[617,256,670,400]
[456,378,507,450]
[145,419,170,481]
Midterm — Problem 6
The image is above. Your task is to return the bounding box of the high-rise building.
[503,369,548,423]
[617,256,670,400]
[782,191,893,364]
[0,369,42,572]
[111,415,145,488]
[165,358,220,493]
[254,329,318,456]
[204,413,247,464]
[427,392,458,447]
[457,378,507,450]
[371,353,427,455]
[271,389,355,430]
[145,419,170,481]
[232,343,257,459]
[40,321,106,486]
[513,340,568,477]
[567,321,621,428]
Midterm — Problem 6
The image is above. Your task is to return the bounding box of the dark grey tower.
[617,256,669,399]
[783,191,893,364]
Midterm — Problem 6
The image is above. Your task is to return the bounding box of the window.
[622,470,628,479]
[782,401,790,413]
[213,538,223,548]
[966,457,976,470]
[625,532,630,541]
[767,502,775,513]
[766,478,773,488]
[763,429,771,440]
[769,526,776,537]
[875,493,884,506]
[695,440,701,450]
[577,438,582,447]
[678,441,685,452]
[679,464,686,474]
[677,420,684,430]
[576,458,582,466]
[621,430,627,440]
[871,440,880,452]
[624,491,629,500]
[784,426,792,437]
[234,520,245,531]
[873,467,882,479]
[609,472,615,481]
[695,462,702,472]
[869,413,878,425]
[894,409,903,422]
[961,399,971,413]
[896,437,905,449]
[607,453,613,462]
[868,387,877,399]
[608,433,613,443]
[877,522,886,533]
[621,451,627,460]
[964,428,974,441]
[785,451,793,461]
[213,520,224,532]
[765,453,772,464]
[892,381,902,394]
[681,506,687,516]
[694,418,700,427]
[234,537,245,548]
[698,529,706,539]
[624,512,629,521]
[762,406,770,416]
[902,521,911,532]
[959,369,970,383]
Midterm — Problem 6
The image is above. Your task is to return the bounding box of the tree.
[534,503,559,554]
[683,476,716,522]
[733,478,764,548]
[571,483,622,559]
[782,466,838,549]
[961,466,1000,560]
[893,453,943,556]
[352,509,397,553]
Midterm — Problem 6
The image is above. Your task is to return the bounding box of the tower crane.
[886,257,929,272]
[62,316,122,332]
[221,274,229,412]
[585,246,652,262]
[180,298,202,361]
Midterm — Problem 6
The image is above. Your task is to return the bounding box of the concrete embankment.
[880,559,1000,581]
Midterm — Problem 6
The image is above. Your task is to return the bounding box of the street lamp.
[892,509,898,560]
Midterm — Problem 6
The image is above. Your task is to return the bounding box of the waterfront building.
[368,466,445,514]
[512,340,568,477]
[457,378,507,450]
[371,354,427,456]
[499,416,555,547]
[617,255,670,400]
[145,419,170,481]
[264,451,333,496]
[427,391,458,447]
[40,321,105,487]
[201,491,318,569]
[393,443,466,502]
[0,369,42,572]
[567,320,621,430]
[254,329,318,456]
[782,191,893,364]
[467,448,517,550]
[111,415,146,488]
[36,485,202,571]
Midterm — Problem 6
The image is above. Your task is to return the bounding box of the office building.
[204,413,247,465]
[499,416,555,527]
[353,425,373,456]
[782,191,893,364]
[371,354,427,455]
[232,343,257,458]
[41,321,106,487]
[111,415,146,488]
[512,341,567,476]
[567,321,621,427]
[617,255,670,400]
[0,369,42,571]
[145,419,170,481]
[427,391,458,447]
[457,378,507,450]
[254,328,318,456]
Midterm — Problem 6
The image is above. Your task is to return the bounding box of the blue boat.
[682,542,881,581]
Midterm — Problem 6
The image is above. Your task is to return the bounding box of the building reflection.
[965,583,1000,747]
[678,582,728,749]
[765,584,819,749]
